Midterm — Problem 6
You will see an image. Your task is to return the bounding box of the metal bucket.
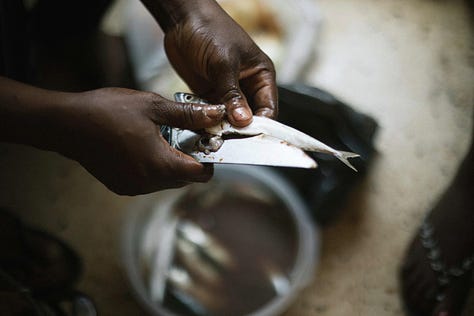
[122,165,319,316]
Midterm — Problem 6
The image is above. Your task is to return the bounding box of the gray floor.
[0,0,473,315]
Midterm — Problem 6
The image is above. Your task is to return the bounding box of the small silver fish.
[205,116,360,171]
[175,92,209,105]
[174,92,360,170]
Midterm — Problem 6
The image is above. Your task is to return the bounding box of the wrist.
[140,0,221,32]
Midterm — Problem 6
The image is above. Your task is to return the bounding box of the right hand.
[161,0,278,127]
[55,88,225,195]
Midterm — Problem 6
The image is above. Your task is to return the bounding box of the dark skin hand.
[59,88,226,194]
[0,0,278,195]
[0,78,225,195]
[142,0,278,126]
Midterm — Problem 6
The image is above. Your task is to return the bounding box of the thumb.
[215,70,253,127]
[221,88,253,127]
[150,94,225,129]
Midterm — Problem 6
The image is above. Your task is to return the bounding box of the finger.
[223,89,253,127]
[164,145,214,183]
[213,64,253,127]
[150,94,225,129]
[240,63,278,119]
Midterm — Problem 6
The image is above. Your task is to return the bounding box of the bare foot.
[400,145,474,316]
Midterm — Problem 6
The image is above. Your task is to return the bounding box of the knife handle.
[161,93,208,147]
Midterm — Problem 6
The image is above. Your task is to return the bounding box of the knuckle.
[222,87,242,104]
[263,54,276,70]
[148,92,166,123]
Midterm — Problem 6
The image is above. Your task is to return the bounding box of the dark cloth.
[30,0,112,42]
[0,0,29,81]
[0,0,111,82]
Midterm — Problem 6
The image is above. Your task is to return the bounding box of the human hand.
[56,88,225,195]
[160,0,278,127]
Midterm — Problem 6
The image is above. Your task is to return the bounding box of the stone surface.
[0,0,472,315]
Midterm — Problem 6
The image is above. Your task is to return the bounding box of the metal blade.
[184,134,317,168]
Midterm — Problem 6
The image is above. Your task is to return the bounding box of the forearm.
[0,76,78,152]
[140,0,223,32]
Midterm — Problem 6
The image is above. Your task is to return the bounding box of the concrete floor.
[0,0,473,315]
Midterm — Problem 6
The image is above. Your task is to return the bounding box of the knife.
[160,92,360,170]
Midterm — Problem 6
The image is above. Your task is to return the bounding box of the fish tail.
[335,151,360,172]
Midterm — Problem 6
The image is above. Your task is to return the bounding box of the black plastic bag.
[276,84,378,225]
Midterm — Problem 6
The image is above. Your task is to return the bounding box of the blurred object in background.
[0,209,97,316]
[122,166,318,316]
[118,0,321,94]
[18,0,136,91]
[217,0,321,84]
[277,84,379,225]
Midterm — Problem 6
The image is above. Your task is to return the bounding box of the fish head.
[174,92,210,105]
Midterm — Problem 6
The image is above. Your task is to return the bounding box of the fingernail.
[204,104,226,120]
[256,108,275,118]
[231,107,252,122]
